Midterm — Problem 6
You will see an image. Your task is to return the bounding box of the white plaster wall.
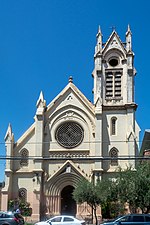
[102,110,135,170]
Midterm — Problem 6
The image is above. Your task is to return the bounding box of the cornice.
[102,103,137,111]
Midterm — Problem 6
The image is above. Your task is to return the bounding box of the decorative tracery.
[55,122,84,149]
[18,188,27,201]
[20,148,29,167]
[110,147,118,166]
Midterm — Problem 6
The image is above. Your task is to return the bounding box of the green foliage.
[73,178,102,208]
[8,199,32,216]
[73,162,150,219]
[113,162,150,213]
[73,178,116,223]
[73,178,102,225]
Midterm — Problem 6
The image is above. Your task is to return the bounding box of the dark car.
[101,214,150,225]
[0,211,24,225]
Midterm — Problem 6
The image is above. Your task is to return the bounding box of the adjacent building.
[1,26,140,221]
[140,130,150,157]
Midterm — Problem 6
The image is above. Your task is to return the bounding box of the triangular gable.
[102,31,127,56]
[126,125,136,140]
[13,82,94,149]
[46,82,94,115]
[95,96,102,108]
[47,160,86,182]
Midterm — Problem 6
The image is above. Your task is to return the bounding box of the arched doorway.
[61,185,76,216]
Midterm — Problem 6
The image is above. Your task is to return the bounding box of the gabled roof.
[45,159,89,194]
[46,80,94,115]
[102,30,127,56]
[13,80,94,148]
[47,160,87,183]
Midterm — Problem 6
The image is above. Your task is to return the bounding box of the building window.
[18,188,27,201]
[55,121,84,149]
[111,117,117,135]
[110,147,118,166]
[20,149,29,167]
[109,58,119,67]
[105,71,122,99]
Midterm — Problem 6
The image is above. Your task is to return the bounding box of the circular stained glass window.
[55,122,84,148]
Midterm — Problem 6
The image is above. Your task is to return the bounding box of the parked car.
[101,214,150,225]
[35,215,85,225]
[0,211,24,225]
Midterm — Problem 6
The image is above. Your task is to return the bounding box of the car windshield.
[104,215,124,222]
[116,215,130,222]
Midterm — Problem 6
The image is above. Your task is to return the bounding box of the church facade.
[1,26,140,221]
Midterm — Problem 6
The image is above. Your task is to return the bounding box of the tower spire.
[126,24,132,52]
[95,25,102,54]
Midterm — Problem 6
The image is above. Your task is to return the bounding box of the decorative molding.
[64,112,74,120]
[67,95,73,100]
[48,150,90,158]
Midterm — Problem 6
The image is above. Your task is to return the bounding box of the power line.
[0,155,149,160]
[0,139,148,144]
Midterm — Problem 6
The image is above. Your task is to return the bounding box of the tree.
[73,162,150,223]
[134,162,150,213]
[96,178,123,218]
[113,162,150,213]
[8,198,32,216]
[73,178,102,225]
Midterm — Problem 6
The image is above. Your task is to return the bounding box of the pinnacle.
[96,25,102,37]
[69,76,73,83]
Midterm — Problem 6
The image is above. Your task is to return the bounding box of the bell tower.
[92,26,140,173]
[93,25,136,106]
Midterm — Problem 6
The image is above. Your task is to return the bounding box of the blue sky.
[0,0,149,181]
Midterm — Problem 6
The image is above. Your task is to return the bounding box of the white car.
[35,215,85,225]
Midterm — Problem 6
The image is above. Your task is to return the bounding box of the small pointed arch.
[111,117,117,135]
[109,147,118,166]
[18,188,27,202]
[20,148,29,167]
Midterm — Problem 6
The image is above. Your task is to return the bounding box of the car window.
[51,217,62,222]
[132,216,144,222]
[145,215,150,222]
[5,214,13,218]
[63,217,74,222]
[119,216,130,222]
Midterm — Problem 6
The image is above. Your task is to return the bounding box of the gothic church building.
[1,26,140,221]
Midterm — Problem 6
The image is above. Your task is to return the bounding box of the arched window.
[18,188,27,202]
[110,147,118,166]
[105,71,122,99]
[111,117,117,135]
[20,148,29,167]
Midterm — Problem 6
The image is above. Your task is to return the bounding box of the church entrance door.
[61,185,76,216]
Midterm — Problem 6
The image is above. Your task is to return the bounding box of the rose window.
[55,122,84,148]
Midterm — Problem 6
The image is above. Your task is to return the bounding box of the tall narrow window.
[106,70,122,99]
[111,117,117,135]
[18,188,27,202]
[20,148,29,167]
[115,72,121,97]
[106,72,113,98]
[110,147,118,166]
